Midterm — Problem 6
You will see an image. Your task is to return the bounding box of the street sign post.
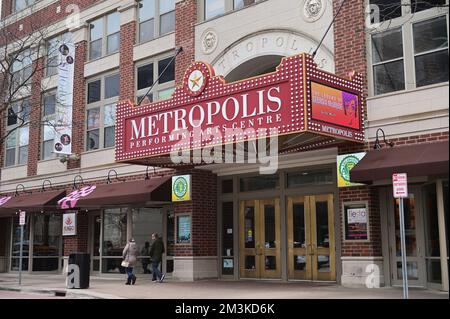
[393,173,409,299]
[19,211,26,286]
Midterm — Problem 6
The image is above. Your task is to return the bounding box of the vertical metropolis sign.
[115,54,365,164]
[54,42,75,155]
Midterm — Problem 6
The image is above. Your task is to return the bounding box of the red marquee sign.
[116,54,365,162]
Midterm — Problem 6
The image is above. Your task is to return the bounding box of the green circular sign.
[173,177,188,199]
[339,155,359,182]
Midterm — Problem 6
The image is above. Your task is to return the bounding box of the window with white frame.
[136,56,175,103]
[369,0,449,96]
[203,0,260,21]
[138,0,175,44]
[12,0,36,13]
[4,100,30,167]
[10,49,33,92]
[86,72,119,151]
[46,32,72,77]
[89,12,120,61]
[41,92,57,160]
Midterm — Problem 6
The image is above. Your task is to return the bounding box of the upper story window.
[136,56,175,103]
[203,0,259,21]
[41,92,57,160]
[138,0,175,44]
[368,1,449,96]
[12,0,35,13]
[4,99,30,167]
[46,32,72,77]
[89,12,120,61]
[10,49,33,91]
[86,72,119,151]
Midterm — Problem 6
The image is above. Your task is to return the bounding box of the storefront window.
[176,215,191,244]
[443,181,449,258]
[240,175,279,192]
[11,214,31,271]
[287,168,333,188]
[32,213,62,271]
[102,208,127,273]
[132,208,163,275]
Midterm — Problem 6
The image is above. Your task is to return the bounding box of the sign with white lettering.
[393,173,408,199]
[116,53,365,162]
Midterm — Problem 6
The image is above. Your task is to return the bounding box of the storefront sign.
[393,173,408,198]
[337,152,367,187]
[177,215,191,244]
[0,196,11,207]
[63,212,77,236]
[54,42,75,155]
[58,185,97,209]
[345,206,368,240]
[172,175,191,202]
[311,82,360,130]
[116,53,365,163]
[19,211,26,226]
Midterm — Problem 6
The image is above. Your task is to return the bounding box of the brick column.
[334,1,384,287]
[67,40,87,169]
[118,1,137,102]
[1,0,12,19]
[64,212,89,256]
[173,169,218,280]
[175,0,197,86]
[27,57,45,176]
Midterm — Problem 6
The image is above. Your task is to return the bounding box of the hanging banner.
[54,42,75,155]
[337,152,367,187]
[63,212,77,236]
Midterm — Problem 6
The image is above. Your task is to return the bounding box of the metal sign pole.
[399,198,409,299]
[19,224,24,286]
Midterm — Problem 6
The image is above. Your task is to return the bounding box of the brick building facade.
[0,0,448,290]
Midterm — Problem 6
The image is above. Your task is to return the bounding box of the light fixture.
[374,128,394,150]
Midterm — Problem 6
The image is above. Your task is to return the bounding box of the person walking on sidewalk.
[122,238,138,285]
[150,233,166,283]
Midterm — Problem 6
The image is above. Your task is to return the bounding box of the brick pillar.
[173,169,218,280]
[64,212,89,256]
[175,0,197,86]
[67,40,87,170]
[119,21,136,101]
[27,57,45,176]
[1,0,12,19]
[334,2,382,287]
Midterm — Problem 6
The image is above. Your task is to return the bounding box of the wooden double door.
[239,195,335,281]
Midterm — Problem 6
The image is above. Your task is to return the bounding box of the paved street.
[0,274,448,299]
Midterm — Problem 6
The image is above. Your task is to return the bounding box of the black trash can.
[67,252,90,289]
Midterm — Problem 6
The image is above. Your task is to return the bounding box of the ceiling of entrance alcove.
[224,55,284,82]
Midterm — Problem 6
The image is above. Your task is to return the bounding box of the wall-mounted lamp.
[374,128,394,150]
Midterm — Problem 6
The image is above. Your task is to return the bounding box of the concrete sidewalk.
[0,273,448,299]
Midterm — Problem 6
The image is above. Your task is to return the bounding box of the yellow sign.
[172,175,191,202]
[337,153,366,187]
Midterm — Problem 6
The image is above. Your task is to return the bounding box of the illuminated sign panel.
[116,54,365,162]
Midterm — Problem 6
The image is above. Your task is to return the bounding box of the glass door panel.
[288,194,335,281]
[389,187,426,287]
[239,199,281,279]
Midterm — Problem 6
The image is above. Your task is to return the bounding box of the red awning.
[58,176,172,210]
[350,141,449,184]
[0,190,66,217]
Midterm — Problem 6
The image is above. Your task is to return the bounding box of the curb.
[0,285,122,299]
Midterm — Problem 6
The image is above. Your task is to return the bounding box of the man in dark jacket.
[150,233,165,282]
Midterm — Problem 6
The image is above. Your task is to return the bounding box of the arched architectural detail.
[211,29,335,77]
